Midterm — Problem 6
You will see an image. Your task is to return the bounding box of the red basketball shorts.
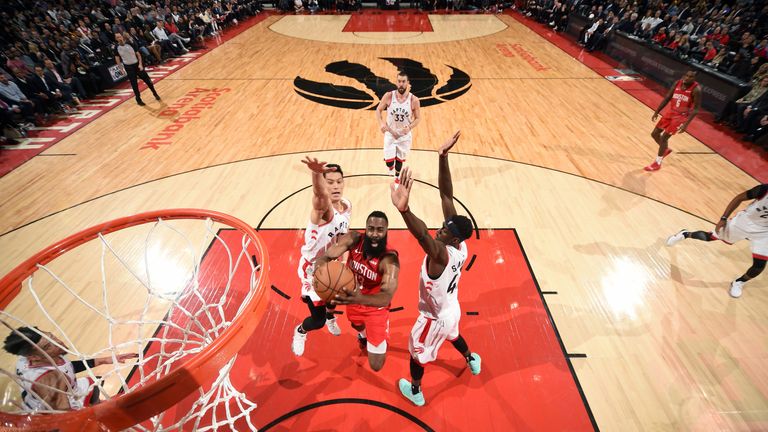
[656,113,687,135]
[346,304,390,349]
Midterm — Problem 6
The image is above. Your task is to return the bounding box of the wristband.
[720,216,727,221]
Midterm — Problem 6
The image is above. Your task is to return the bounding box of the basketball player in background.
[667,184,768,298]
[390,130,481,407]
[317,211,400,372]
[376,71,421,180]
[3,327,137,411]
[644,70,701,171]
[291,157,351,357]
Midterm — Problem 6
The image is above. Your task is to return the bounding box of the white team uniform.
[713,188,768,258]
[297,198,351,303]
[16,356,93,411]
[383,90,414,162]
[409,242,467,364]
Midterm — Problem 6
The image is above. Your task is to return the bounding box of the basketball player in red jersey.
[316,211,400,371]
[645,70,701,171]
[390,131,480,406]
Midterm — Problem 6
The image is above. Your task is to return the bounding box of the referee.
[114,33,160,106]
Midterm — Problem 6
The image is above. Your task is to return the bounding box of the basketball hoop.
[0,209,269,431]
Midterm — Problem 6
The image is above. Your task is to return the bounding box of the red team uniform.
[345,236,398,350]
[656,80,698,134]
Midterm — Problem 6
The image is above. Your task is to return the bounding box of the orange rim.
[0,209,270,431]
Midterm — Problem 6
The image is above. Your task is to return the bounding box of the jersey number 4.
[447,273,458,294]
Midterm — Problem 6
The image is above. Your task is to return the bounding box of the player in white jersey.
[292,156,351,356]
[390,130,481,406]
[667,184,768,298]
[376,71,421,180]
[3,327,136,411]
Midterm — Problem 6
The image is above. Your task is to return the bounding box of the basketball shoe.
[398,379,425,406]
[468,353,482,375]
[326,317,341,336]
[666,229,688,246]
[729,280,744,298]
[644,149,673,171]
[292,325,307,356]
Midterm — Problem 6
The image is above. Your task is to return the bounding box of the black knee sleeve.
[395,159,403,173]
[686,231,715,241]
[301,297,327,331]
[410,356,425,381]
[386,160,395,168]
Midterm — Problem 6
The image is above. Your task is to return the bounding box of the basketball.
[313,261,356,303]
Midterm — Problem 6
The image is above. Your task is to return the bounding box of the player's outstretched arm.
[333,254,400,307]
[302,156,336,225]
[316,231,360,269]
[391,167,449,266]
[438,130,461,219]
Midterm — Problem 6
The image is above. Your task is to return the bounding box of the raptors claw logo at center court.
[294,57,471,110]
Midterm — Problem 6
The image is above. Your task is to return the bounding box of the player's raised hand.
[301,156,336,174]
[391,166,414,212]
[438,130,461,156]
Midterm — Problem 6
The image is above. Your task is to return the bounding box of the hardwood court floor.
[0,12,765,431]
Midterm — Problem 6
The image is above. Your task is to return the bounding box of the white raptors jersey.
[16,356,89,411]
[418,242,467,320]
[743,186,768,228]
[297,198,351,281]
[386,90,413,137]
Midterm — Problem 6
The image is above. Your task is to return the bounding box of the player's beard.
[397,86,406,94]
[363,234,387,258]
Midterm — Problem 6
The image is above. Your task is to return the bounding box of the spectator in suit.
[43,58,85,102]
[30,65,74,113]
[618,12,638,33]
[587,16,619,52]
[0,73,36,124]
[581,18,605,46]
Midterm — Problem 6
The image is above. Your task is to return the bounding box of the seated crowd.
[0,0,262,145]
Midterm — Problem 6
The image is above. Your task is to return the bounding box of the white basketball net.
[0,217,263,431]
